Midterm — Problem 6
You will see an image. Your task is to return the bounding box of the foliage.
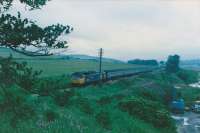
[178,87,200,106]
[95,111,112,130]
[0,0,73,56]
[53,89,74,107]
[0,56,41,91]
[0,67,180,132]
[0,55,183,132]
[118,96,175,129]
[166,55,180,73]
[75,97,94,115]
[176,69,198,84]
[128,59,158,66]
[97,96,112,105]
[163,87,175,105]
[0,13,72,56]
[139,89,161,102]
[35,75,70,95]
[44,109,58,122]
[0,0,50,11]
[159,61,165,65]
[0,85,35,127]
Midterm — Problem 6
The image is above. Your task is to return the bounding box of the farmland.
[0,48,142,77]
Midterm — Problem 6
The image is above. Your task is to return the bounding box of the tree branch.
[9,47,53,56]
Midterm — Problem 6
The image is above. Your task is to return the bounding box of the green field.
[0,48,144,76]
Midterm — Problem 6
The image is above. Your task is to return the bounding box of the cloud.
[9,0,200,60]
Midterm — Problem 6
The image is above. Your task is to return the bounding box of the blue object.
[170,99,185,113]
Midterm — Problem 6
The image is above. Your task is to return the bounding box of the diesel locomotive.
[71,67,159,85]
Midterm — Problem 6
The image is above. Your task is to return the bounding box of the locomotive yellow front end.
[71,72,86,85]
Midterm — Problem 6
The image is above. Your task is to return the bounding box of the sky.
[12,0,200,61]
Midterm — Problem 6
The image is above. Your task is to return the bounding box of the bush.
[95,111,111,130]
[0,56,41,92]
[118,97,175,129]
[53,89,74,106]
[128,59,158,66]
[0,85,35,127]
[177,69,198,84]
[76,97,94,115]
[36,75,70,96]
[97,96,112,105]
[139,90,161,102]
[44,109,58,122]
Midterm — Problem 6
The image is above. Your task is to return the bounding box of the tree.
[0,56,41,91]
[159,61,165,65]
[0,0,73,56]
[166,55,180,73]
[128,59,158,66]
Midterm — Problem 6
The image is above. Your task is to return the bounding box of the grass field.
[0,48,144,77]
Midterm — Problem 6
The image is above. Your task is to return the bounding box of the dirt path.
[172,112,200,133]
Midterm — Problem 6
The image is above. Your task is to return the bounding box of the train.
[71,66,160,85]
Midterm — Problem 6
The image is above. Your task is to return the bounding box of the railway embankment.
[0,64,199,133]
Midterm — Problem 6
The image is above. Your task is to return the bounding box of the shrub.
[44,109,58,122]
[111,94,125,100]
[53,89,74,106]
[118,97,175,129]
[95,111,111,130]
[76,97,94,115]
[97,96,112,105]
[139,90,161,102]
[36,75,70,96]
[0,56,41,91]
[0,85,35,127]
[177,69,198,84]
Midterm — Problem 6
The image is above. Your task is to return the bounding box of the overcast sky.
[13,0,200,61]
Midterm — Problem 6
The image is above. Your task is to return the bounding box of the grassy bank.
[0,70,179,133]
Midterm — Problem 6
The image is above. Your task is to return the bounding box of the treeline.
[128,59,158,66]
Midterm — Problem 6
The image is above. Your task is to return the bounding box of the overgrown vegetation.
[95,111,112,130]
[1,56,199,133]
[176,69,198,84]
[166,55,180,73]
[0,56,41,90]
[44,109,58,122]
[128,59,158,66]
[0,85,35,127]
[118,96,175,129]
[177,87,200,106]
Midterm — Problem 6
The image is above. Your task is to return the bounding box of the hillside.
[0,48,144,77]
[0,69,180,133]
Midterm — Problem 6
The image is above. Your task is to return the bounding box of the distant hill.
[181,59,200,66]
[59,54,124,63]
[0,47,124,63]
[0,48,140,76]
[180,59,200,71]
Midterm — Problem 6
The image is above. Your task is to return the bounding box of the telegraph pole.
[99,48,103,78]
